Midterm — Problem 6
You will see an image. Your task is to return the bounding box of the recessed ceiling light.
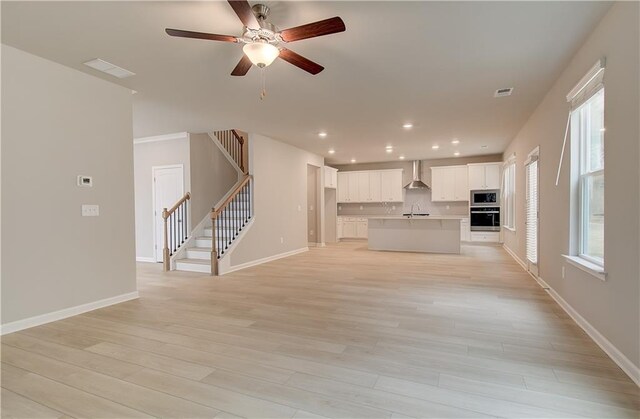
[328,149,335,154]
[432,145,440,150]
[480,145,488,149]
[451,139,460,145]
[84,58,135,79]
[318,132,328,138]
[385,145,393,149]
[350,158,356,163]
[402,123,413,129]
[386,148,393,153]
[454,152,460,156]
[399,155,405,160]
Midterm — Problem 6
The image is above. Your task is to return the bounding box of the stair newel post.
[162,208,170,271]
[211,207,218,276]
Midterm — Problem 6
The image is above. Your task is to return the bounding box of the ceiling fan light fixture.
[243,41,280,68]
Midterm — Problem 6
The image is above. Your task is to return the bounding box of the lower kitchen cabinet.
[337,217,368,239]
[460,218,470,242]
[470,231,500,243]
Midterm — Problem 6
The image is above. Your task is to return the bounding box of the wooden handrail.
[231,129,244,145]
[162,192,191,219]
[210,174,252,275]
[162,192,191,271]
[211,176,251,219]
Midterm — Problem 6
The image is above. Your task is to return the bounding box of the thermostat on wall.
[77,175,93,187]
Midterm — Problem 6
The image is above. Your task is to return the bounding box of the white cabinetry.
[470,231,500,242]
[460,218,470,242]
[431,165,469,202]
[468,163,501,190]
[324,166,338,189]
[380,170,403,202]
[337,169,403,203]
[337,217,368,239]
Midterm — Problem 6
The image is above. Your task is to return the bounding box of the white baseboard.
[0,291,139,335]
[136,256,156,263]
[221,247,308,275]
[502,244,527,270]
[502,247,640,387]
[540,277,640,387]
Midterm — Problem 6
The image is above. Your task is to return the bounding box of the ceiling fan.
[165,0,346,76]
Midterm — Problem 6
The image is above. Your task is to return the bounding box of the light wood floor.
[2,242,639,418]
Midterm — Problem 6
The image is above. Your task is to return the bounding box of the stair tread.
[176,258,210,265]
[187,247,212,252]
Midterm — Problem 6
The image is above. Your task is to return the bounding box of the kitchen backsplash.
[337,189,470,216]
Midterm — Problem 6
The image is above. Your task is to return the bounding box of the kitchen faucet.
[410,203,421,218]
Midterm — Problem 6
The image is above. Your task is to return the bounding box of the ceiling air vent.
[494,87,514,97]
[83,58,135,79]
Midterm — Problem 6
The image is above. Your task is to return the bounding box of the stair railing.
[162,192,191,271]
[213,129,246,173]
[210,175,253,275]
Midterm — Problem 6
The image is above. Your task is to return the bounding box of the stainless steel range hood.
[404,160,430,189]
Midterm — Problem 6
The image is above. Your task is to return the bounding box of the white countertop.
[341,215,467,220]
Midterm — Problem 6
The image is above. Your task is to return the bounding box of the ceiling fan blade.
[227,0,260,30]
[279,17,346,42]
[231,55,252,76]
[165,28,238,43]
[279,48,324,75]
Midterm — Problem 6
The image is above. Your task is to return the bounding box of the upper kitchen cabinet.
[468,163,501,190]
[431,165,468,202]
[324,166,338,188]
[337,169,403,203]
[380,170,403,202]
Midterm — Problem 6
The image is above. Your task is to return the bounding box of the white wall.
[1,45,137,327]
[502,2,639,380]
[228,134,324,267]
[133,135,191,260]
[189,133,238,224]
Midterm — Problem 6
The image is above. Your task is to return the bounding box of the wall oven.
[470,207,501,231]
[470,189,500,207]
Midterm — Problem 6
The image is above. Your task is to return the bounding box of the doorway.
[525,147,540,276]
[152,165,184,262]
[307,164,321,246]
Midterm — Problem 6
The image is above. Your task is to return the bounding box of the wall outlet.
[310,230,314,236]
[309,205,314,211]
[82,204,99,217]
[338,206,342,210]
[562,266,565,279]
[280,237,284,244]
[446,205,450,210]
[359,205,363,210]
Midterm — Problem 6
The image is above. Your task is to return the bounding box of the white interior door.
[525,150,539,276]
[153,166,184,262]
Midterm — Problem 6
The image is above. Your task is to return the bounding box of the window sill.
[502,226,516,232]
[562,255,607,281]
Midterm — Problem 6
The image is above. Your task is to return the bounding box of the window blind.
[526,156,539,265]
[556,58,606,186]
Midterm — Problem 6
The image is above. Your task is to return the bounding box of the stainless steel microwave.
[470,189,500,207]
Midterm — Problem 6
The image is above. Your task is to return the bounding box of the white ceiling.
[2,1,611,164]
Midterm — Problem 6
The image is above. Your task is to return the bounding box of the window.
[573,88,605,266]
[502,157,516,230]
[525,149,539,272]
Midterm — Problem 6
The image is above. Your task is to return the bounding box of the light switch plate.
[77,175,93,187]
[82,204,99,217]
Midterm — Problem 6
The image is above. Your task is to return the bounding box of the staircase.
[163,129,253,275]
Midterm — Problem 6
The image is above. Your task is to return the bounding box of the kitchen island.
[367,215,464,254]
